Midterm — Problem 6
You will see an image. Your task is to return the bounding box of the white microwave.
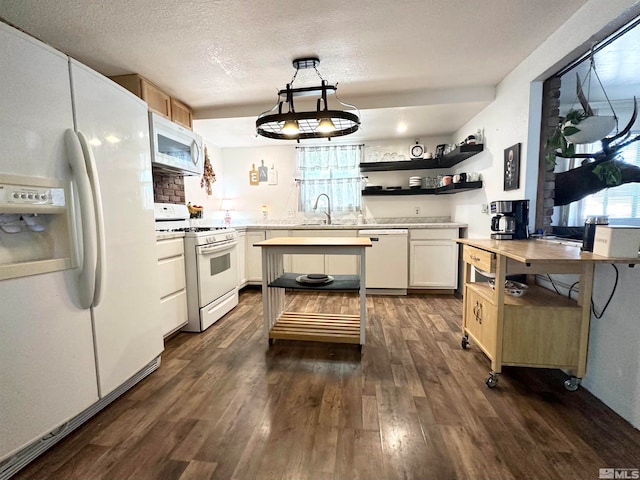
[149,112,203,176]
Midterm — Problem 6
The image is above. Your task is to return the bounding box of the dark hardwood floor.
[13,289,640,480]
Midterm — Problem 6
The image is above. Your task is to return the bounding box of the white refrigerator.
[0,22,163,463]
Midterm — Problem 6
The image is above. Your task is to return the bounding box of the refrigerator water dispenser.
[0,173,74,280]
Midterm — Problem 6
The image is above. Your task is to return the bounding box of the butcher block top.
[255,237,372,248]
[456,238,640,264]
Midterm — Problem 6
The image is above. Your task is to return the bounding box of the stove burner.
[157,226,230,233]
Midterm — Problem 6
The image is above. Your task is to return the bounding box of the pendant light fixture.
[256,57,360,141]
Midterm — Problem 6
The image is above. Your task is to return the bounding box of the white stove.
[154,203,237,244]
[154,203,239,332]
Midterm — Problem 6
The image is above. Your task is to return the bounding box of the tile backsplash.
[153,171,185,204]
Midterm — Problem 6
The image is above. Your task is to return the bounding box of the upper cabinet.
[170,98,193,130]
[110,74,193,130]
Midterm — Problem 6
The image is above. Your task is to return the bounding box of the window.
[297,145,363,213]
[560,136,640,226]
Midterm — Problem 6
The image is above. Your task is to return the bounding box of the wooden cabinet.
[245,230,266,283]
[456,238,602,390]
[409,228,458,290]
[156,236,188,337]
[463,285,498,357]
[110,73,193,129]
[170,97,194,130]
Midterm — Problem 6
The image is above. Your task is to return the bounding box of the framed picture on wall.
[504,143,521,191]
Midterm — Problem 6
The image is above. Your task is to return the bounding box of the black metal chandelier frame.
[256,57,360,141]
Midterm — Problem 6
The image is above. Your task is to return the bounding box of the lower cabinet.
[464,282,582,367]
[156,236,188,337]
[409,228,459,290]
[246,230,266,283]
[267,230,291,272]
[289,229,358,275]
[237,231,247,287]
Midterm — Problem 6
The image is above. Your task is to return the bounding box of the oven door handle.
[197,239,238,256]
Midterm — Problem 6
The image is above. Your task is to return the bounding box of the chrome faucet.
[313,193,331,225]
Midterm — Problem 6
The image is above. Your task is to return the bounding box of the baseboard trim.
[0,356,161,480]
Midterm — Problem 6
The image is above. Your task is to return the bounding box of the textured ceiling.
[0,0,595,147]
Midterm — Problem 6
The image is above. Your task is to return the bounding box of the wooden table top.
[456,238,640,264]
[255,237,372,248]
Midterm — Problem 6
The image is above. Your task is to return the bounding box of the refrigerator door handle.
[77,131,107,307]
[64,129,97,309]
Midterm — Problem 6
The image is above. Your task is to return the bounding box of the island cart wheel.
[485,372,499,388]
[268,338,274,346]
[564,376,580,391]
[461,335,469,350]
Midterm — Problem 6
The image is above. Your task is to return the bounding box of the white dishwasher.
[358,229,408,293]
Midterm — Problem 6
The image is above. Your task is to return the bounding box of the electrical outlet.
[481,203,489,214]
[288,210,295,217]
[414,207,421,215]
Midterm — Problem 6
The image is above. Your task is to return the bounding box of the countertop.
[155,232,185,241]
[456,238,640,264]
[234,222,466,231]
[255,237,373,247]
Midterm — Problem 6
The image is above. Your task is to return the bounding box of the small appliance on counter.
[582,215,608,252]
[490,199,529,240]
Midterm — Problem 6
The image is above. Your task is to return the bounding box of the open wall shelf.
[360,144,484,172]
[362,181,483,196]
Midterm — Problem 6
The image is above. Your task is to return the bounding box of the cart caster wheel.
[358,344,363,352]
[268,338,274,346]
[461,335,469,350]
[485,373,499,388]
[564,377,580,392]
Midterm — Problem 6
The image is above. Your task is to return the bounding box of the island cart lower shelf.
[269,311,361,344]
[255,236,372,347]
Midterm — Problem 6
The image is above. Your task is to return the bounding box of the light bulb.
[281,119,300,135]
[316,118,336,133]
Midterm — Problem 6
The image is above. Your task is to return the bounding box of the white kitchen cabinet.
[246,230,266,283]
[156,236,188,337]
[289,229,358,275]
[267,230,291,272]
[358,229,408,291]
[409,228,459,290]
[237,231,247,288]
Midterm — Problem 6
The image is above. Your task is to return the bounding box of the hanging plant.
[200,146,216,196]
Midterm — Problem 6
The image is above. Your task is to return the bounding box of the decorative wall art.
[258,160,269,182]
[268,164,278,185]
[504,143,521,191]
[249,163,259,185]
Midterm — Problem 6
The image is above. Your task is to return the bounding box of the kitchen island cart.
[255,237,371,347]
[456,238,639,390]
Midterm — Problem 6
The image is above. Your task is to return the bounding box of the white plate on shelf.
[296,274,334,285]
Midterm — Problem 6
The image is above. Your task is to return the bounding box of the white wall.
[451,0,640,427]
[186,135,458,224]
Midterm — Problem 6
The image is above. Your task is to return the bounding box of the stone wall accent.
[536,76,561,233]
[153,171,185,204]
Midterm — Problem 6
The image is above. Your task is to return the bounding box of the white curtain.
[297,145,363,212]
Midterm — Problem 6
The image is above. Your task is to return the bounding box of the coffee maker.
[490,200,529,240]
